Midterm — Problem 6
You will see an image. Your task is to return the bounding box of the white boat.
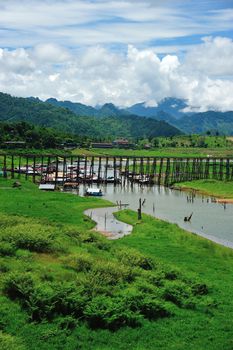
[85,188,103,196]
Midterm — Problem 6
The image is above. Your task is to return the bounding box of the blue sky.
[0,0,233,50]
[0,0,233,110]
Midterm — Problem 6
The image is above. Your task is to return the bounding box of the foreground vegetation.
[0,179,233,349]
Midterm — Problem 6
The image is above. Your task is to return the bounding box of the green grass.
[72,147,233,158]
[0,178,233,349]
[175,179,233,199]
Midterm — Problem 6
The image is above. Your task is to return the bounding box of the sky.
[0,0,233,111]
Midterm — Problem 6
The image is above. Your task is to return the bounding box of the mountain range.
[1,92,233,138]
[46,97,233,135]
[0,92,181,140]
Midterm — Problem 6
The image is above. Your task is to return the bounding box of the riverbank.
[0,178,233,349]
[174,179,233,202]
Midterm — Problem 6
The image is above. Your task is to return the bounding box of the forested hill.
[0,92,181,139]
[175,111,233,135]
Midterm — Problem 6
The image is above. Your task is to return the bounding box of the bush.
[3,273,35,300]
[116,248,154,270]
[191,282,208,296]
[84,296,142,330]
[0,331,26,350]
[163,281,192,307]
[1,224,56,253]
[90,261,133,286]
[0,242,16,256]
[139,298,172,320]
[62,253,94,272]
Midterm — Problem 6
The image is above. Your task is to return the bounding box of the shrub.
[116,248,154,270]
[84,296,142,330]
[191,282,208,296]
[1,224,56,253]
[90,261,133,286]
[139,298,172,320]
[3,272,35,300]
[52,283,88,318]
[0,242,16,256]
[163,281,192,307]
[62,253,94,272]
[0,331,26,350]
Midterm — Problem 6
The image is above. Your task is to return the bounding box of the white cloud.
[32,44,71,63]
[184,36,233,77]
[0,0,233,47]
[1,37,233,112]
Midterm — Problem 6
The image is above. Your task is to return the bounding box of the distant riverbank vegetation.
[1,121,233,158]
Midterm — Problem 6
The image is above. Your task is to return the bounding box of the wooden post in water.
[84,156,88,183]
[226,158,230,181]
[151,157,157,184]
[213,158,217,179]
[62,156,66,185]
[18,156,21,179]
[138,198,142,220]
[179,158,185,182]
[164,158,170,186]
[113,157,117,184]
[146,157,150,177]
[97,157,102,182]
[139,157,144,181]
[132,157,136,183]
[124,157,129,186]
[90,156,95,182]
[70,156,73,182]
[119,157,123,183]
[184,158,190,181]
[11,155,14,179]
[104,157,108,183]
[158,158,163,185]
[3,155,7,178]
[191,158,196,180]
[55,156,58,187]
[199,158,203,180]
[219,158,224,181]
[25,156,29,181]
[204,158,210,180]
[32,155,36,183]
[40,156,44,183]
[76,156,80,183]
[170,158,176,184]
[230,159,233,181]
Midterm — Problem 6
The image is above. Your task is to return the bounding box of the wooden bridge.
[1,153,233,187]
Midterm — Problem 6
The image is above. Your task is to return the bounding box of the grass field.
[72,147,233,158]
[175,179,233,200]
[0,178,233,349]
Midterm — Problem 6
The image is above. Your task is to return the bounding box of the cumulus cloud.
[0,38,233,112]
[184,36,233,77]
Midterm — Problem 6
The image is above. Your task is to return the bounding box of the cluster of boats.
[9,158,154,187]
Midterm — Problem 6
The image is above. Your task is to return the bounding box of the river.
[79,183,233,248]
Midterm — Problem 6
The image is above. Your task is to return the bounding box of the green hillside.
[0,92,181,140]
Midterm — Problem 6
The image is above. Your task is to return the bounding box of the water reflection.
[85,207,132,240]
[79,183,233,248]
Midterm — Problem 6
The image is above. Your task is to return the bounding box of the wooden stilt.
[158,158,163,185]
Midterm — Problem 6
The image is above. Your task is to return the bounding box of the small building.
[3,141,26,149]
[112,139,134,149]
[91,142,113,149]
